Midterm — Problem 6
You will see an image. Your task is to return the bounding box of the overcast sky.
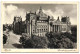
[3,3,77,25]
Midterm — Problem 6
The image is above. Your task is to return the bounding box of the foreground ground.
[3,31,22,48]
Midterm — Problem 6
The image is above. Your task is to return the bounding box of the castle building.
[26,7,71,36]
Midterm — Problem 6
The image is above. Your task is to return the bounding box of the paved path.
[3,31,22,48]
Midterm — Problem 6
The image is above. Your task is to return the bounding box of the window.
[40,29,41,32]
[37,29,39,33]
[46,29,47,31]
[44,29,45,31]
[42,29,43,32]
[33,30,34,33]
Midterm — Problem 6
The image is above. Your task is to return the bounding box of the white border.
[0,0,80,54]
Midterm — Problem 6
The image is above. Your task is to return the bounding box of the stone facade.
[26,7,71,36]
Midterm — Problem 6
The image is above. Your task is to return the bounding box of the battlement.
[61,16,70,23]
[14,16,22,22]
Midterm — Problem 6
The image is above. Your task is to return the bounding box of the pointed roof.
[38,7,47,17]
[39,6,43,14]
[52,16,63,25]
[57,16,60,21]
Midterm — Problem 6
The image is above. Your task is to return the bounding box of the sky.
[3,3,77,25]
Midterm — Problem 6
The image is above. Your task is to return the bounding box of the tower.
[38,6,43,17]
[61,16,71,33]
[13,16,22,34]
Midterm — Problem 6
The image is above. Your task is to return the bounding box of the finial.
[39,6,43,13]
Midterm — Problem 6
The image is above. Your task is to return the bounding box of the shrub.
[3,34,7,44]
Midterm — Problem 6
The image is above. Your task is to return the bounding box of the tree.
[60,37,74,48]
[19,33,30,48]
[31,35,49,48]
[19,34,49,48]
[3,34,7,44]
[45,32,74,48]
[71,25,77,42]
[3,25,6,31]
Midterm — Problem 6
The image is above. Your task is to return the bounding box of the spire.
[39,6,42,13]
[40,6,42,10]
